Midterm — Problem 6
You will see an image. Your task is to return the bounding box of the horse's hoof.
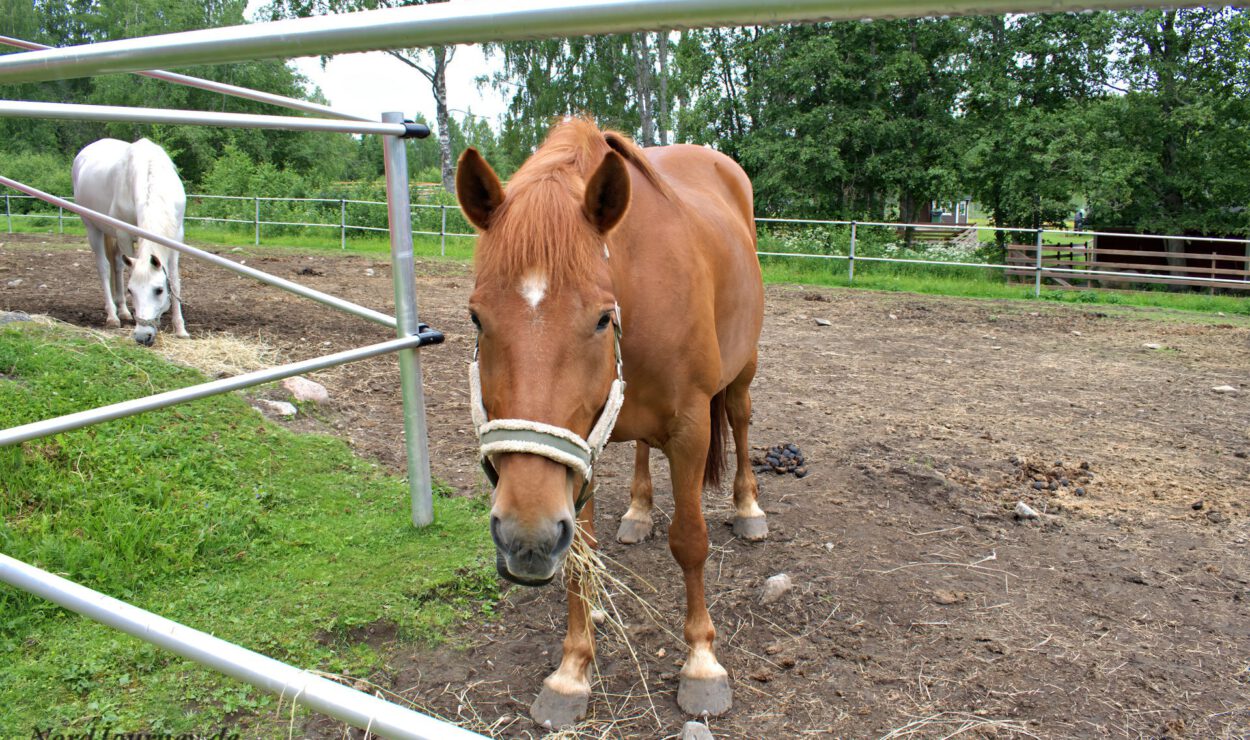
[174,332,191,339]
[678,674,732,717]
[616,515,653,544]
[104,317,121,329]
[732,515,769,541]
[531,685,589,730]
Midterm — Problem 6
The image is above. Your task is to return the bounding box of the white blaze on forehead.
[519,272,547,309]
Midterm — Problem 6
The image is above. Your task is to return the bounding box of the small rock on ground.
[682,720,715,740]
[760,573,793,604]
[254,399,297,418]
[1143,342,1161,350]
[282,375,329,403]
[814,318,832,327]
[0,311,32,325]
[1014,501,1040,520]
[1211,385,1238,394]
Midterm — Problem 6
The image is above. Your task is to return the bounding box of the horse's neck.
[129,151,182,240]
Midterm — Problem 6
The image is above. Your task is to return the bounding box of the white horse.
[71,138,189,345]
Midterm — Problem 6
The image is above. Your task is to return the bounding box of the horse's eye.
[596,312,612,332]
[469,312,482,330]
[154,287,163,296]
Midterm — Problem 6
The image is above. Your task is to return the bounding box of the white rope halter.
[469,303,625,514]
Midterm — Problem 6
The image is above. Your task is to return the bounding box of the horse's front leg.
[91,232,121,329]
[531,496,596,730]
[666,418,732,717]
[110,242,132,323]
[616,441,654,543]
[168,258,189,338]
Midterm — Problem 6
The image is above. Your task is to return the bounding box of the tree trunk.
[631,33,655,146]
[657,31,669,145]
[430,46,454,194]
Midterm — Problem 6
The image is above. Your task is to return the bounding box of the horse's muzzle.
[491,514,573,587]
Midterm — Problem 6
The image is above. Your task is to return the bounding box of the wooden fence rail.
[1005,241,1250,292]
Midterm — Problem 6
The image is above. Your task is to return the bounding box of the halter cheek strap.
[469,305,625,514]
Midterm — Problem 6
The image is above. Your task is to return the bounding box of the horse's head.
[457,143,631,587]
[123,244,173,346]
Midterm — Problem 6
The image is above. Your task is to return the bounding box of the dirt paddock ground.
[3,234,1249,739]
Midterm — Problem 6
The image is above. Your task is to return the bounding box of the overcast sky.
[243,1,510,126]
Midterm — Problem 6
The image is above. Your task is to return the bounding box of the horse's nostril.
[553,517,574,557]
[490,515,506,551]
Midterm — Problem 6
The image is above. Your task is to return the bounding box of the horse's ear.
[122,254,134,268]
[149,253,162,270]
[583,150,630,235]
[456,148,504,231]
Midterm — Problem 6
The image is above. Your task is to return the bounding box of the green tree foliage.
[5,3,1249,241]
[959,13,1116,244]
[1080,8,1250,235]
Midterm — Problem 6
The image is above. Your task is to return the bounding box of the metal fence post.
[440,204,447,257]
[381,112,434,528]
[848,220,857,284]
[340,198,346,250]
[1034,228,1044,298]
[58,205,63,234]
[253,196,260,245]
[5,193,10,233]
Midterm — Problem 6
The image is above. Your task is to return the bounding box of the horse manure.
[763,443,809,478]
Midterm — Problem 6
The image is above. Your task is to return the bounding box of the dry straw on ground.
[150,330,281,378]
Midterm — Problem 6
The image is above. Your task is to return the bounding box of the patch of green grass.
[0,323,494,736]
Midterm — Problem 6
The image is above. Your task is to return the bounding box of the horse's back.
[643,145,763,388]
[72,138,185,239]
[72,138,130,212]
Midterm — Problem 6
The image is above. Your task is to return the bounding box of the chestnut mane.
[474,117,671,285]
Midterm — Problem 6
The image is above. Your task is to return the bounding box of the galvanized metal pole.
[0,334,437,448]
[340,198,347,250]
[58,205,63,234]
[0,100,410,136]
[1034,228,1044,298]
[440,204,447,257]
[0,554,484,740]
[381,112,434,528]
[5,193,10,232]
[848,221,857,285]
[0,0,1207,85]
[0,35,376,123]
[254,196,260,245]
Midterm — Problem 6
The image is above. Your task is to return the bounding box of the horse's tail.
[703,390,728,490]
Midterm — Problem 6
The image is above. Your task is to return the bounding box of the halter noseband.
[469,304,625,515]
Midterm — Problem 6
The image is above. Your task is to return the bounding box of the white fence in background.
[2,191,476,254]
[8,192,1250,296]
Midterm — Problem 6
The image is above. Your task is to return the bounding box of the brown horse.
[457,118,766,729]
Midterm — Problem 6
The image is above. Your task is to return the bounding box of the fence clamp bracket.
[401,121,431,139]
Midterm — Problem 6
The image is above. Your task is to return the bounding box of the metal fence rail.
[0,554,481,740]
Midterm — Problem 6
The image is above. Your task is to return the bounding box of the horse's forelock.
[474,119,612,287]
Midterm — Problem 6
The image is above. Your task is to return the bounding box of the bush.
[1,150,73,213]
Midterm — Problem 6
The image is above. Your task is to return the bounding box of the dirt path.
[3,235,1248,738]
